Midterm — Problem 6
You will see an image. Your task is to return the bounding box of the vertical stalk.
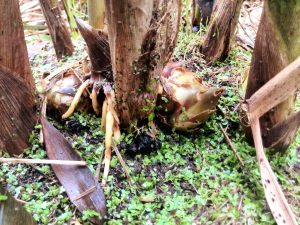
[201,0,243,63]
[62,0,79,33]
[104,0,181,126]
[39,0,74,59]
[88,0,105,29]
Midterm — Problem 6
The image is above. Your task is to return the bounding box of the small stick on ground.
[94,146,104,182]
[113,146,133,187]
[39,96,48,144]
[195,148,201,157]
[0,158,86,166]
[219,124,245,167]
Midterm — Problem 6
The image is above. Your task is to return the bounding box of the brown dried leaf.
[41,117,106,224]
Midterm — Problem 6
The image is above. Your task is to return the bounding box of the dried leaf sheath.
[250,118,297,225]
[0,0,33,87]
[0,66,36,155]
[75,18,112,83]
[202,0,243,63]
[41,117,106,224]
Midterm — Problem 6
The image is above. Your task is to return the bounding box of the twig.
[71,186,96,201]
[0,158,86,166]
[23,24,47,30]
[219,124,245,167]
[238,196,243,211]
[94,146,104,182]
[113,146,133,187]
[40,96,47,144]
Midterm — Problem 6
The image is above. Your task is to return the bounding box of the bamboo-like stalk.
[243,1,300,152]
[246,56,300,120]
[62,0,78,33]
[104,0,181,126]
[39,0,74,59]
[201,0,243,63]
[250,118,297,225]
[87,0,105,29]
[0,158,86,166]
[242,49,300,224]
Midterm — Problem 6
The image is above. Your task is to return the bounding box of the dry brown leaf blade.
[251,118,297,225]
[41,117,106,224]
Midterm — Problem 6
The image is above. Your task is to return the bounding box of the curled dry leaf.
[41,117,106,224]
[157,63,224,131]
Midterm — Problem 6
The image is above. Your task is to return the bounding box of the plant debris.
[41,117,106,224]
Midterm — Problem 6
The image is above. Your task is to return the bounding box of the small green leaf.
[0,194,8,201]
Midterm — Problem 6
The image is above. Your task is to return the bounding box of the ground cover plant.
[0,0,299,225]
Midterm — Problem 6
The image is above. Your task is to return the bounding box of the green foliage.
[0,194,8,201]
[82,210,102,221]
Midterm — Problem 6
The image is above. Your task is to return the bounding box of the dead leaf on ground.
[41,117,106,224]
